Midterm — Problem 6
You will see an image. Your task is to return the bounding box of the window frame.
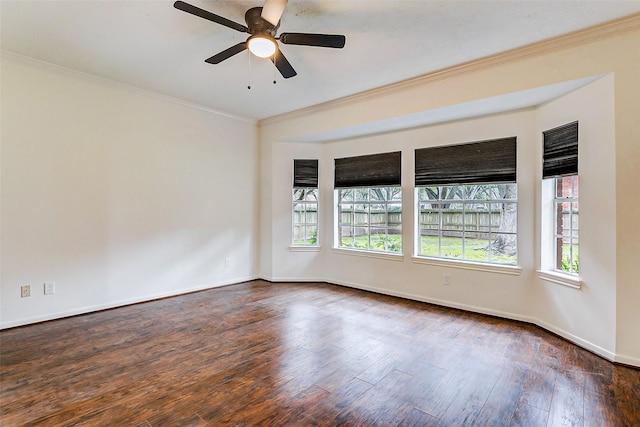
[552,174,579,275]
[538,121,581,288]
[292,187,319,247]
[335,186,402,254]
[291,159,319,248]
[415,183,518,266]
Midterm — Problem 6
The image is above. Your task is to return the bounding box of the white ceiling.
[2,1,640,121]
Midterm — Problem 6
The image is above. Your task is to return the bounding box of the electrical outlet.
[44,282,56,295]
[443,274,451,285]
[21,285,31,298]
[225,258,231,268]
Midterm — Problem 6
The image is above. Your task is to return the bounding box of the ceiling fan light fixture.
[247,35,276,58]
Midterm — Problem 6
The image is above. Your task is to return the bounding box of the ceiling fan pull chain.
[273,55,277,85]
[247,50,252,90]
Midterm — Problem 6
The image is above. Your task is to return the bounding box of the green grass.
[341,234,402,252]
[560,246,579,273]
[341,234,517,264]
[419,236,516,264]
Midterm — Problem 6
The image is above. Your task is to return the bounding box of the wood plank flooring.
[1,280,639,426]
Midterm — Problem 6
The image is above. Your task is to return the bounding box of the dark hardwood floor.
[1,280,639,426]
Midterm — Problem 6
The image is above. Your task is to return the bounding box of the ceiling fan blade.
[261,0,288,26]
[205,42,247,64]
[279,33,346,48]
[272,47,297,79]
[174,1,249,33]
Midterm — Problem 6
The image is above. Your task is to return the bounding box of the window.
[415,137,517,265]
[292,159,318,246]
[553,175,579,274]
[334,151,402,254]
[543,121,579,275]
[337,187,402,252]
[417,184,517,264]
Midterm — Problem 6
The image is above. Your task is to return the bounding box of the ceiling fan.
[174,0,346,79]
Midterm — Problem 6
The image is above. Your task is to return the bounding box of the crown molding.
[1,50,257,125]
[260,13,640,127]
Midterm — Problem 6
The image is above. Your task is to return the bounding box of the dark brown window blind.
[543,121,578,178]
[293,159,318,188]
[415,137,517,186]
[334,151,401,188]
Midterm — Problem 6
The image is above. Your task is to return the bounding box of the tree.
[489,184,517,257]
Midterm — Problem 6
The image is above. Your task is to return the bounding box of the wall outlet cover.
[21,285,31,298]
[44,282,56,295]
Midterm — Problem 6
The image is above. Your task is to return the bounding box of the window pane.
[390,187,402,201]
[552,175,578,274]
[421,198,439,209]
[355,188,369,201]
[340,189,353,202]
[442,203,463,232]
[292,226,304,243]
[306,210,317,223]
[490,234,517,262]
[464,204,488,232]
[555,236,565,271]
[336,186,402,254]
[388,203,402,236]
[441,236,464,259]
[559,201,572,236]
[293,203,305,225]
[305,189,318,201]
[420,235,440,257]
[556,178,564,198]
[354,204,368,226]
[498,203,517,233]
[369,188,385,201]
[354,227,369,249]
[420,187,439,201]
[340,204,353,225]
[417,182,517,265]
[467,185,493,200]
[340,225,353,238]
[374,234,402,253]
[466,234,490,262]
[420,209,439,230]
[559,236,577,273]
[556,176,574,198]
[442,186,463,200]
[500,184,518,200]
[305,226,318,245]
[341,233,354,248]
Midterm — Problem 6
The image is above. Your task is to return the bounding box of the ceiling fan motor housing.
[245,7,279,36]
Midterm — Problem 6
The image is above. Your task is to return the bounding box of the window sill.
[289,245,321,252]
[411,256,522,276]
[537,270,582,289]
[333,247,404,262]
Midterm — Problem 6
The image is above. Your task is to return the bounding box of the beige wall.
[534,75,617,359]
[259,23,640,366]
[1,54,260,327]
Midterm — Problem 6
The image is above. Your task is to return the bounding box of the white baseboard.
[614,353,640,367]
[286,277,637,368]
[0,276,258,330]
[534,319,617,362]
[327,278,534,323]
[264,276,327,283]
